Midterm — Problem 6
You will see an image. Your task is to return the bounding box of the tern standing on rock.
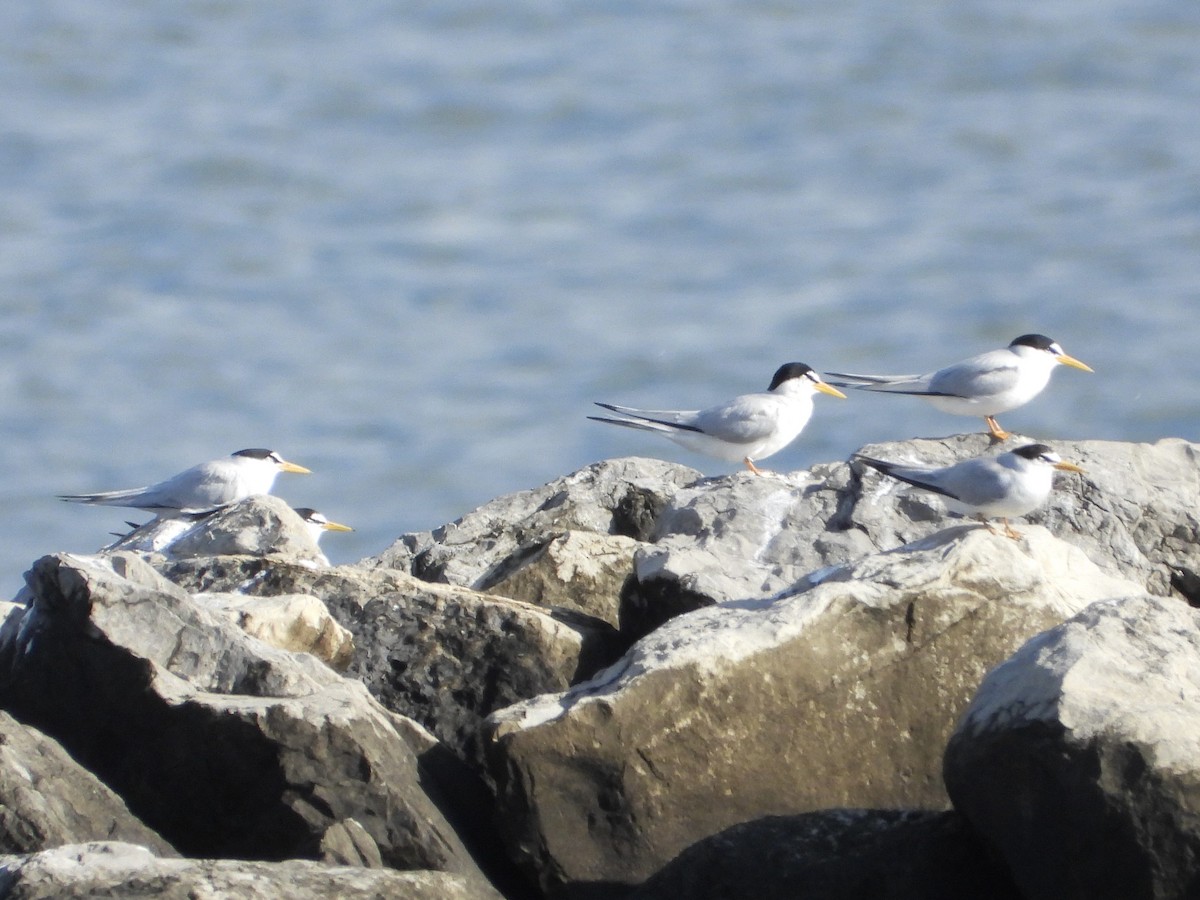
[59,448,311,517]
[590,362,847,475]
[827,334,1093,440]
[854,442,1084,539]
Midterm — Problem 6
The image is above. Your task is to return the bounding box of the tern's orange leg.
[1001,518,1022,540]
[743,457,765,476]
[984,416,1011,441]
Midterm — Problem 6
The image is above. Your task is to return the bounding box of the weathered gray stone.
[159,557,618,761]
[371,439,1197,641]
[193,592,355,670]
[370,457,701,590]
[105,495,330,566]
[631,810,1021,900]
[0,712,174,857]
[0,841,494,899]
[483,527,1139,897]
[480,530,639,630]
[944,594,1200,900]
[0,553,499,895]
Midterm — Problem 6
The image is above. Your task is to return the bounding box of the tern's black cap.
[1009,334,1057,351]
[1012,443,1056,460]
[768,363,817,391]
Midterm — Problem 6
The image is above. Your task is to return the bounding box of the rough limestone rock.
[370,457,701,589]
[483,526,1140,897]
[631,810,1020,900]
[0,841,493,899]
[104,495,330,566]
[399,438,1192,639]
[158,557,618,761]
[0,712,174,857]
[193,592,355,670]
[0,552,498,894]
[944,594,1200,900]
[628,463,867,633]
[480,530,640,631]
[364,439,1198,642]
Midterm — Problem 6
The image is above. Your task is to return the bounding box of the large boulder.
[630,810,1020,900]
[482,526,1138,897]
[0,712,174,856]
[0,841,495,899]
[372,439,1200,643]
[944,594,1200,900]
[635,435,1200,620]
[158,557,618,762]
[0,552,499,894]
[104,495,332,566]
[480,530,641,631]
[370,458,700,638]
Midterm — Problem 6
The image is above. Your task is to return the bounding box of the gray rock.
[0,712,174,856]
[370,456,701,590]
[631,810,1020,900]
[627,434,1200,626]
[0,841,494,899]
[105,496,330,566]
[160,557,618,761]
[480,530,640,630]
[944,594,1200,900]
[482,527,1139,897]
[0,553,498,894]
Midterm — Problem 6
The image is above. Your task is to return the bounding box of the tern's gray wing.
[688,393,782,444]
[60,461,234,512]
[927,458,1017,506]
[926,349,1021,399]
[858,455,1012,506]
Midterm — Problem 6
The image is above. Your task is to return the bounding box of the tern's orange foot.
[1002,519,1022,540]
[984,417,1011,441]
[743,458,766,476]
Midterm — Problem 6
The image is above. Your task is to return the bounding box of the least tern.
[854,443,1084,539]
[827,334,1093,440]
[293,508,354,542]
[59,449,311,516]
[590,362,846,475]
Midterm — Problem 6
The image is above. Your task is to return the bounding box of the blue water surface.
[0,0,1197,595]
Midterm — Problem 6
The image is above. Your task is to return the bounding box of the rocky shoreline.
[1,434,1197,899]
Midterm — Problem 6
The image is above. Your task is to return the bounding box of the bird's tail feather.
[852,455,959,500]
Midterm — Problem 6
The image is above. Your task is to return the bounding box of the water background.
[1,1,1197,596]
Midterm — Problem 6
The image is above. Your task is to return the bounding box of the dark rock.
[160,557,620,762]
[0,711,174,857]
[0,553,498,894]
[631,810,1020,900]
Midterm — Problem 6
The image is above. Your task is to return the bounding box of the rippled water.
[1,1,1197,595]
